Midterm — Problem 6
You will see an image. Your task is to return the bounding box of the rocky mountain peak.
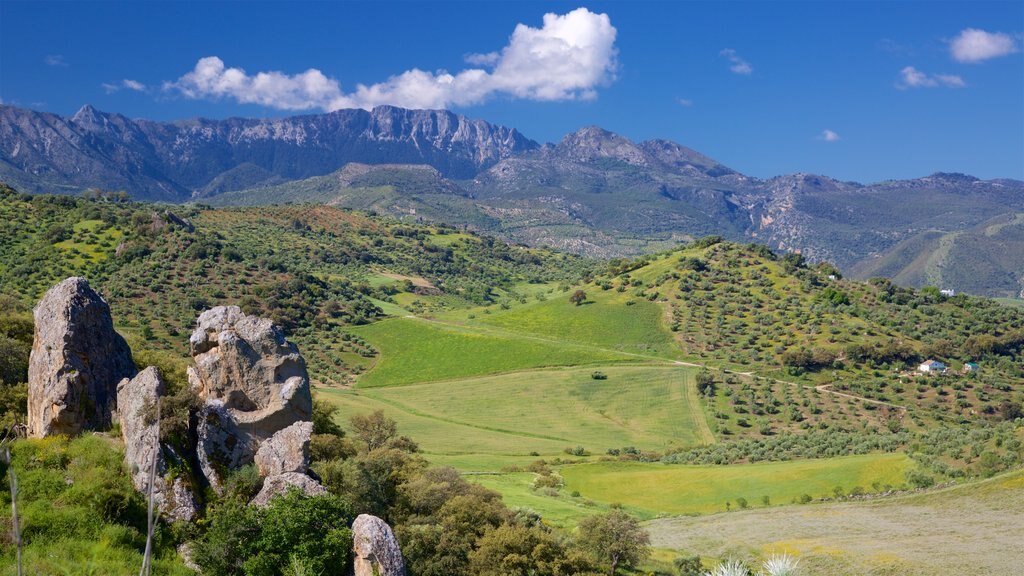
[639,139,735,177]
[71,104,106,128]
[555,126,648,166]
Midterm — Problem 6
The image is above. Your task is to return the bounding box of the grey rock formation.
[254,421,312,477]
[116,367,198,522]
[250,472,327,507]
[188,306,312,492]
[27,277,136,437]
[352,514,406,576]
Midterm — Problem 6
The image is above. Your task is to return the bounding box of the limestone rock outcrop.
[116,367,198,522]
[250,472,328,507]
[188,306,313,492]
[28,277,136,437]
[352,514,406,576]
[254,421,312,477]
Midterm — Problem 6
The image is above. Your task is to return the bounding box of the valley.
[1,185,1022,574]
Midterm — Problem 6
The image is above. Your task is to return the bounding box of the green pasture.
[349,317,644,387]
[318,364,710,461]
[561,453,914,516]
[469,472,619,529]
[468,287,682,359]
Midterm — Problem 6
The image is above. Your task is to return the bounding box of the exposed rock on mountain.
[27,277,136,437]
[352,514,406,576]
[188,305,314,493]
[250,471,328,507]
[0,104,536,200]
[116,367,198,522]
[254,421,313,477]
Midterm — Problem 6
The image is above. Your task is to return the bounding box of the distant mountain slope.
[0,104,536,200]
[3,104,1024,297]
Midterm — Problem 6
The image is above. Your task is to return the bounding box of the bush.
[591,371,608,380]
[193,489,352,576]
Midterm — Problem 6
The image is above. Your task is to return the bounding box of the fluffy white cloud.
[820,130,840,142]
[167,8,617,111]
[720,49,753,75]
[103,79,149,94]
[950,28,1018,63]
[897,66,965,89]
[44,54,68,67]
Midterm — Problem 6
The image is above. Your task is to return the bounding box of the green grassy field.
[467,288,682,359]
[561,454,913,516]
[349,317,647,387]
[320,364,711,459]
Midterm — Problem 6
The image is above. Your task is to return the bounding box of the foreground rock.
[27,277,136,437]
[352,514,406,576]
[254,421,312,477]
[116,367,199,522]
[250,472,327,507]
[188,306,313,492]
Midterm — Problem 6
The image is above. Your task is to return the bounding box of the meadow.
[349,317,648,387]
[560,454,913,516]
[646,469,1024,575]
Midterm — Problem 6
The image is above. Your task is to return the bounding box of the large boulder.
[28,277,136,437]
[250,472,327,507]
[116,367,198,522]
[352,514,406,576]
[254,421,312,477]
[188,306,312,491]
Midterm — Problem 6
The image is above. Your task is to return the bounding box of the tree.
[569,290,588,306]
[350,409,398,452]
[576,510,650,576]
[696,369,716,396]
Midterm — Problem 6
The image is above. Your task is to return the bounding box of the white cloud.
[122,79,146,92]
[677,98,693,107]
[820,129,841,142]
[166,8,618,112]
[720,49,753,75]
[897,66,965,89]
[103,79,149,94]
[950,28,1019,63]
[44,54,68,67]
[464,52,499,66]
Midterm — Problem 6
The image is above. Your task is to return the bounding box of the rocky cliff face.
[0,104,537,200]
[27,277,136,437]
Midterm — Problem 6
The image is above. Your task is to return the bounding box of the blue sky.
[1,1,1021,182]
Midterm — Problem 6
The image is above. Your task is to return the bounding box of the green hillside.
[2,184,1023,574]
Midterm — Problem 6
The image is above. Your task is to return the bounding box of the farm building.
[918,360,946,373]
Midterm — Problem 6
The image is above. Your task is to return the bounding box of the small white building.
[940,289,955,297]
[918,360,946,373]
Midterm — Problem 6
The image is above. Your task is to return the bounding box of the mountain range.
[2,103,1023,297]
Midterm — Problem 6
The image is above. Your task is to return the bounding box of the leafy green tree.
[569,289,588,306]
[696,369,716,396]
[193,489,352,576]
[469,523,598,576]
[674,555,703,576]
[350,409,398,452]
[576,510,651,576]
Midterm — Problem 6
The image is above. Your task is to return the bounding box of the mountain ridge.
[3,104,1024,297]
